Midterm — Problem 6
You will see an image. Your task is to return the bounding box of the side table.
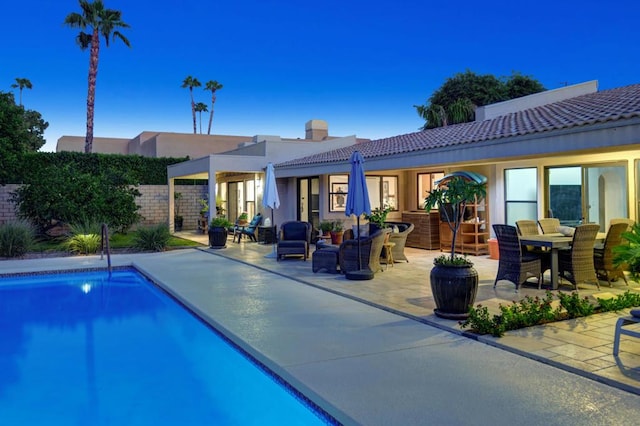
[258,225,277,244]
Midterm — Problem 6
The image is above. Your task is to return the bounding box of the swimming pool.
[0,269,335,425]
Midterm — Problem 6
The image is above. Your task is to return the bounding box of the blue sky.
[2,0,639,152]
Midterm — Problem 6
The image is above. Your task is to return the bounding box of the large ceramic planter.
[430,263,478,320]
[208,227,228,249]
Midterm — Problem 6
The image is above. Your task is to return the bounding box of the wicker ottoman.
[312,247,339,273]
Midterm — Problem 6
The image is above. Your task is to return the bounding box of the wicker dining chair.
[609,218,635,231]
[594,222,629,287]
[537,218,561,234]
[516,219,551,276]
[558,223,600,290]
[493,224,543,291]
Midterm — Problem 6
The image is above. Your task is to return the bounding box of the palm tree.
[11,78,32,106]
[204,80,223,135]
[64,0,131,154]
[181,76,201,134]
[194,102,208,134]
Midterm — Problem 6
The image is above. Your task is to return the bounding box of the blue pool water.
[0,269,334,425]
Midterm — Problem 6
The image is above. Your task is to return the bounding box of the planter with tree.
[208,216,233,249]
[198,198,209,233]
[424,173,487,319]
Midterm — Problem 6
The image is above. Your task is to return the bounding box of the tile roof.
[277,83,640,168]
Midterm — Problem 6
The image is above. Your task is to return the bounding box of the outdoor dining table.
[518,232,606,290]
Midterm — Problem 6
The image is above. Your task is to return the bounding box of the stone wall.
[0,184,207,230]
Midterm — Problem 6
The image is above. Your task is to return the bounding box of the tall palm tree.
[64,0,130,154]
[204,80,223,135]
[11,78,32,106]
[194,102,208,134]
[181,76,201,134]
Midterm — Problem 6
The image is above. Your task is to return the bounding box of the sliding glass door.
[545,163,627,229]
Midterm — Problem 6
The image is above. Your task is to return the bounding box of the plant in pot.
[613,222,640,279]
[208,216,233,249]
[174,192,184,232]
[424,175,487,319]
[319,220,334,236]
[238,212,249,225]
[365,204,391,233]
[330,220,345,245]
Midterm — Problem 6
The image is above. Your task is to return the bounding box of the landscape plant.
[0,220,35,258]
[133,223,171,252]
[64,0,131,153]
[461,291,640,337]
[64,218,104,255]
[11,164,141,234]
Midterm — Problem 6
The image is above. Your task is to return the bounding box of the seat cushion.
[278,240,306,248]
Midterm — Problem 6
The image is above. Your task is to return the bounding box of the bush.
[0,220,35,257]
[11,164,141,234]
[65,234,101,255]
[461,290,640,337]
[64,219,105,255]
[133,224,171,252]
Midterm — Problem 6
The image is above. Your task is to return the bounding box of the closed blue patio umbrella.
[345,150,373,280]
[262,163,280,258]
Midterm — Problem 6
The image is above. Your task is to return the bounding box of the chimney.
[305,119,328,141]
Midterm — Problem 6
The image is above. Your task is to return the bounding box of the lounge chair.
[277,221,312,261]
[383,221,414,263]
[339,228,390,275]
[233,213,263,243]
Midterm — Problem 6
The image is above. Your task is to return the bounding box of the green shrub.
[0,220,35,257]
[597,291,640,311]
[133,224,171,252]
[65,234,101,255]
[11,164,142,234]
[556,292,595,318]
[462,290,640,337]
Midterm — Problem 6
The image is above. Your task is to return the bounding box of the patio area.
[177,231,640,394]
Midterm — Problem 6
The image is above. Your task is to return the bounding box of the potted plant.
[174,192,184,232]
[614,222,640,279]
[330,220,345,245]
[424,175,487,319]
[238,212,249,225]
[319,220,334,236]
[365,204,391,232]
[208,216,233,249]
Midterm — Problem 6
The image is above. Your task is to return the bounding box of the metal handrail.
[100,223,112,276]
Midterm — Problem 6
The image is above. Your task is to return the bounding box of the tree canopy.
[0,91,48,184]
[415,71,545,129]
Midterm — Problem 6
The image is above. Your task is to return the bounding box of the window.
[328,174,398,212]
[417,172,444,209]
[245,180,255,218]
[328,175,348,211]
[504,168,537,225]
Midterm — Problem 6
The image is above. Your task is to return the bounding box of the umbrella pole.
[264,208,278,259]
[357,215,362,270]
[345,215,374,280]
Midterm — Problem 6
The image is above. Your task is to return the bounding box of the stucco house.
[56,80,640,253]
[168,80,640,254]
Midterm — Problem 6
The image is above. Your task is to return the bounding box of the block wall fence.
[0,184,208,231]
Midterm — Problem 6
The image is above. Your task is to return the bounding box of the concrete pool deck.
[2,238,640,424]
